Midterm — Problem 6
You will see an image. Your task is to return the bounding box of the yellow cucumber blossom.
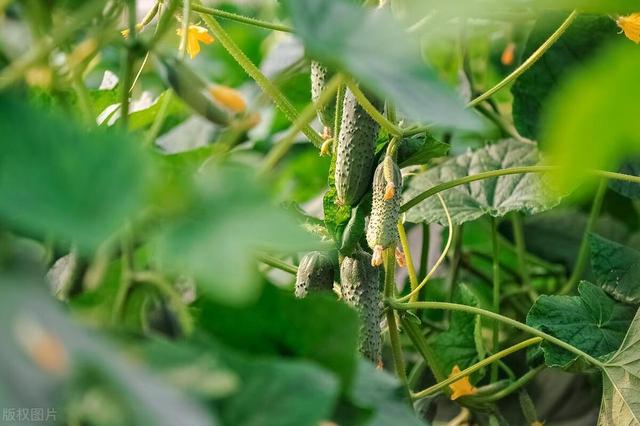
[617,13,640,43]
[208,85,246,113]
[176,25,214,59]
[448,365,477,400]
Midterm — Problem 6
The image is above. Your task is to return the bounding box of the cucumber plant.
[2,0,640,425]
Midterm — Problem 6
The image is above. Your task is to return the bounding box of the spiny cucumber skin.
[295,251,335,298]
[340,250,382,364]
[335,89,380,206]
[310,61,337,130]
[366,159,402,250]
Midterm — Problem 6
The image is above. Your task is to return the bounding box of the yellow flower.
[531,421,544,426]
[448,365,477,400]
[617,13,640,43]
[209,85,246,113]
[177,25,214,59]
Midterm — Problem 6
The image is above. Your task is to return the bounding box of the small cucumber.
[310,61,337,133]
[334,88,380,206]
[366,156,402,266]
[340,250,382,365]
[295,251,335,298]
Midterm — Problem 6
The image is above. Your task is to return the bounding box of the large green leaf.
[152,164,318,306]
[590,234,640,304]
[0,95,151,251]
[397,133,449,168]
[347,361,424,426]
[429,283,485,382]
[282,0,480,130]
[403,139,562,225]
[599,308,640,426]
[512,13,617,140]
[196,285,360,389]
[527,281,637,369]
[542,41,640,191]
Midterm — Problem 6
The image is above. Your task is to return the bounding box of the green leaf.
[610,162,640,200]
[347,361,423,426]
[599,308,640,425]
[0,95,150,251]
[590,234,640,304]
[542,41,640,191]
[273,147,331,203]
[196,285,360,389]
[282,0,480,130]
[128,90,188,132]
[153,164,318,306]
[429,284,485,382]
[397,133,449,168]
[219,355,339,426]
[323,150,353,243]
[526,281,637,369]
[403,139,563,225]
[512,13,617,140]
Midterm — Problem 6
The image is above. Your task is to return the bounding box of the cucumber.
[310,61,337,134]
[295,251,335,298]
[340,250,382,364]
[334,88,380,206]
[366,156,402,266]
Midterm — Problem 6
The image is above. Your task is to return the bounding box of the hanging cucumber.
[340,250,382,365]
[295,251,335,298]
[310,61,337,139]
[334,88,380,207]
[366,156,403,267]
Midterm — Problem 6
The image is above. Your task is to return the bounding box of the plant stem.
[491,217,500,382]
[399,313,446,382]
[388,300,605,369]
[257,253,298,275]
[346,81,403,137]
[190,2,293,32]
[333,82,345,144]
[472,365,544,403]
[119,0,137,128]
[511,213,531,288]
[200,14,323,147]
[398,221,419,302]
[419,223,430,280]
[467,10,577,108]
[560,178,607,294]
[384,248,413,409]
[400,166,640,213]
[261,73,343,173]
[412,337,542,400]
[111,231,133,325]
[131,271,194,336]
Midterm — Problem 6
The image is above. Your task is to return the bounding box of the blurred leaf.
[403,139,563,225]
[219,355,339,426]
[274,147,331,203]
[0,274,213,426]
[610,162,640,200]
[589,234,640,305]
[0,95,150,251]
[429,284,485,383]
[542,42,640,191]
[283,0,480,130]
[512,13,617,140]
[153,164,318,306]
[196,285,359,389]
[526,281,636,370]
[347,361,424,426]
[599,308,640,425]
[128,91,189,132]
[397,133,449,168]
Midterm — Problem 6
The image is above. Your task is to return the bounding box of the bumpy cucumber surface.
[295,251,335,298]
[310,61,337,131]
[366,156,402,258]
[334,88,380,206]
[340,250,382,364]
